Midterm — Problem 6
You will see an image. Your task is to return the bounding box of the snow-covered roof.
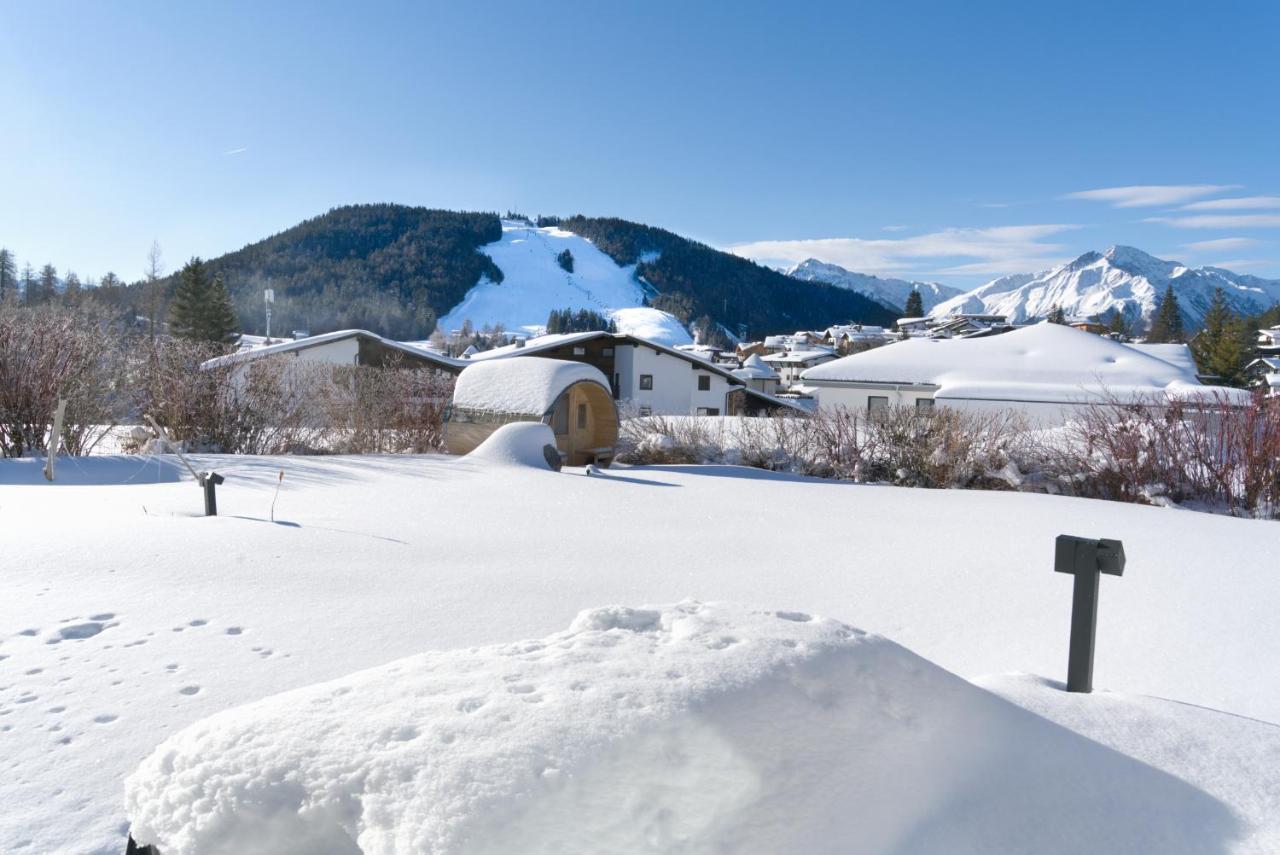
[761,349,836,365]
[1127,342,1198,376]
[201,329,464,371]
[802,322,1248,405]
[452,357,611,415]
[467,331,601,361]
[609,307,692,347]
[733,353,780,380]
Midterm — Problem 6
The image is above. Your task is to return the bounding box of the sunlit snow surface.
[2,453,1278,851]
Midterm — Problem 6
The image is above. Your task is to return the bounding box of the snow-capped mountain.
[786,258,964,314]
[929,246,1280,328]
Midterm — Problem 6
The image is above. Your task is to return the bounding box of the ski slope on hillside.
[439,220,652,335]
[2,454,1279,851]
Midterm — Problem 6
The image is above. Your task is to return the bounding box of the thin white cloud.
[1180,195,1280,211]
[1206,258,1274,270]
[881,225,910,232]
[1063,184,1239,208]
[223,147,248,156]
[729,224,1077,277]
[1146,214,1280,229]
[1182,237,1259,253]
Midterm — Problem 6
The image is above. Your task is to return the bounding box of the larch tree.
[36,264,58,305]
[904,289,924,318]
[144,241,165,341]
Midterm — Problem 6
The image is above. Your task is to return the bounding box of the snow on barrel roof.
[452,356,611,415]
[803,322,1246,404]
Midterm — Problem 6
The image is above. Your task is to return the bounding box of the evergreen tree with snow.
[1191,288,1251,385]
[1047,305,1067,325]
[1146,285,1185,343]
[904,288,924,318]
[170,258,239,343]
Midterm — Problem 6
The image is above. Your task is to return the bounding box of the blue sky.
[3,0,1279,286]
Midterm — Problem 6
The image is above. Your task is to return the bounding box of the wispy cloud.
[1205,258,1274,270]
[1146,214,1280,229]
[1179,195,1280,211]
[729,224,1077,277]
[1182,237,1260,253]
[223,147,248,156]
[1063,184,1239,208]
[881,225,910,232]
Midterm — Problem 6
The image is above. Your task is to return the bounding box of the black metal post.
[199,471,224,517]
[1067,567,1100,693]
[1054,534,1125,694]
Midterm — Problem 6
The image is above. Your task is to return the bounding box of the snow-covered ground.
[438,220,651,335]
[2,451,1278,852]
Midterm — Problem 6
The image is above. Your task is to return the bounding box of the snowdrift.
[0,454,190,486]
[464,422,561,469]
[124,601,1237,855]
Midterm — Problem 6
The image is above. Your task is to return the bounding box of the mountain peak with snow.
[929,247,1280,328]
[786,258,964,313]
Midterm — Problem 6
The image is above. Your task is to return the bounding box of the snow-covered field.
[2,449,1278,853]
[438,220,651,336]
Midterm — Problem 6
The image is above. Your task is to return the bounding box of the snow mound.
[609,307,693,346]
[124,601,1238,855]
[452,357,611,415]
[0,454,190,486]
[464,422,560,469]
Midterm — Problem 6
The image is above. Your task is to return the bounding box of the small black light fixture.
[1054,534,1125,693]
[198,471,225,517]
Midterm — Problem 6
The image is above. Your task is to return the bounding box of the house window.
[696,407,720,416]
[915,398,935,414]
[868,396,889,415]
[572,346,586,356]
[602,347,614,357]
[552,396,569,434]
[639,374,653,390]
[577,403,588,429]
[697,375,711,391]
[639,406,652,416]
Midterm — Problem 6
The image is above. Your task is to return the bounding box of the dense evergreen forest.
[174,205,505,340]
[558,216,897,336]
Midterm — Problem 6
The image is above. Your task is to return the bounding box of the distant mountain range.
[784,259,964,315]
[783,247,1280,330]
[169,205,895,340]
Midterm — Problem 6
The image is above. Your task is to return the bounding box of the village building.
[467,331,803,417]
[761,348,838,388]
[201,329,464,376]
[444,357,619,466]
[731,353,781,396]
[800,322,1249,424]
[1257,326,1280,357]
[1244,357,1280,392]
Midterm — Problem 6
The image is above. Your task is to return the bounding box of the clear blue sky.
[3,0,1279,286]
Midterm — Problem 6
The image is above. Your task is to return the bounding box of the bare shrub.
[0,304,130,457]
[1050,391,1280,517]
[314,357,455,454]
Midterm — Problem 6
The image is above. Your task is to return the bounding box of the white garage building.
[800,322,1249,424]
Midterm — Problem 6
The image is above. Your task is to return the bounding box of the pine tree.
[1047,305,1067,324]
[0,249,15,304]
[170,258,239,343]
[1107,307,1129,339]
[62,272,81,304]
[904,289,924,318]
[20,264,34,304]
[1191,288,1251,385]
[556,249,574,273]
[1146,285,1184,343]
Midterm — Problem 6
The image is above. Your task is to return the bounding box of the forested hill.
[557,216,897,335]
[152,205,894,340]
[182,205,504,339]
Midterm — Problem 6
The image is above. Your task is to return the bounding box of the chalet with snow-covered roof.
[201,329,464,376]
[760,348,838,388]
[466,331,804,417]
[1245,357,1280,392]
[800,322,1249,424]
[444,357,619,466]
[731,354,781,396]
[1257,326,1280,357]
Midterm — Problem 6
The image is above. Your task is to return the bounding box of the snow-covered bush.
[1048,391,1280,518]
[0,303,130,457]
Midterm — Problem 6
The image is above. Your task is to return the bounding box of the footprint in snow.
[224,627,243,636]
[178,686,200,696]
[93,714,118,725]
